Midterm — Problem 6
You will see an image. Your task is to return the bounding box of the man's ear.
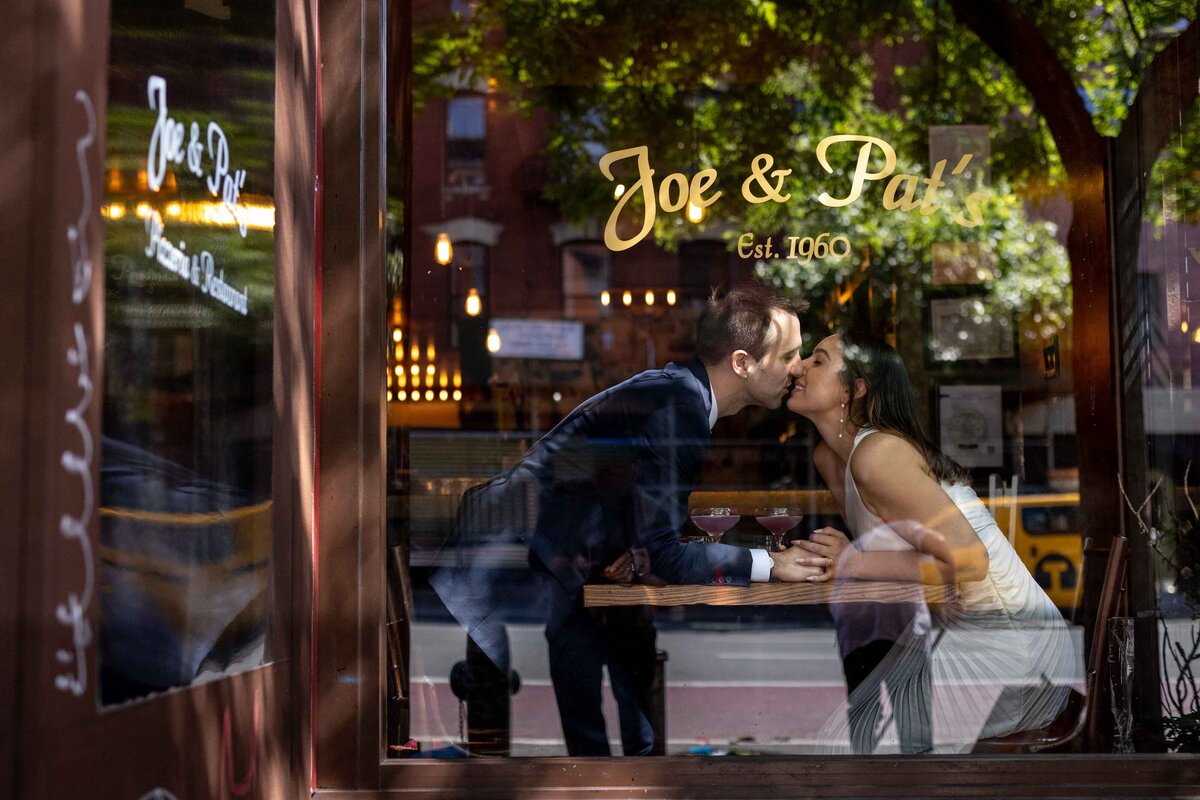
[729,349,751,378]
[853,377,867,400]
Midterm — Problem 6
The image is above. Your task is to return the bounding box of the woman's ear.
[853,377,867,400]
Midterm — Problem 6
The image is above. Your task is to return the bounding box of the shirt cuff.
[749,548,773,582]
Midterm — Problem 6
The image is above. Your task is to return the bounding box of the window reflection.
[99,0,276,706]
[390,0,1195,758]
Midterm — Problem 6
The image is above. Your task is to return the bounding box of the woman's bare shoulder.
[850,431,926,485]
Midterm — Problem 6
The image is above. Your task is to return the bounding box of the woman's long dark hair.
[839,331,971,485]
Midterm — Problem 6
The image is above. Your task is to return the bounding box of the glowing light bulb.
[453,370,462,388]
[465,288,481,317]
[394,365,403,376]
[439,389,449,401]
[622,291,632,307]
[410,364,419,376]
[666,290,676,306]
[398,390,407,401]
[387,390,393,402]
[392,329,402,343]
[486,328,501,353]
[394,343,403,360]
[387,371,392,387]
[453,389,462,401]
[435,232,453,265]
[439,371,449,388]
[411,344,419,362]
[645,290,655,306]
[1193,329,1200,344]
[614,184,626,199]
[135,202,152,219]
[398,372,407,388]
[600,290,611,307]
[108,203,126,220]
[167,202,182,217]
[1184,321,1191,334]
[425,390,434,401]
[686,198,704,223]
[427,342,436,361]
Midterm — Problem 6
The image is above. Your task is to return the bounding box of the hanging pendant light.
[465,288,482,317]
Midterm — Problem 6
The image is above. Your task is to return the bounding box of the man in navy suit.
[432,284,823,756]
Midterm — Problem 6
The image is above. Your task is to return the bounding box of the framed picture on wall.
[927,295,1016,363]
[937,385,1004,468]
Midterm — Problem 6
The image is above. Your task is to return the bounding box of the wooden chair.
[972,536,1128,753]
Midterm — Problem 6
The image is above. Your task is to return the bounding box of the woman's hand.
[794,527,853,576]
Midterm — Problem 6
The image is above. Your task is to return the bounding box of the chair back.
[1079,535,1128,749]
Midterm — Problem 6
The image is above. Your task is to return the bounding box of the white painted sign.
[491,318,584,360]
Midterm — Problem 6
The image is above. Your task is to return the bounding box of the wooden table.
[583,581,956,607]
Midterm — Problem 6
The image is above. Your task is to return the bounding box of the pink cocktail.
[688,507,740,543]
[754,507,804,551]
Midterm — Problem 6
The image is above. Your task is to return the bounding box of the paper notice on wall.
[938,385,1003,468]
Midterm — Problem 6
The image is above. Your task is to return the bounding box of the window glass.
[389,0,1197,758]
[99,0,276,706]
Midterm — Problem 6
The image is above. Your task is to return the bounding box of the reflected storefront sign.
[99,0,276,706]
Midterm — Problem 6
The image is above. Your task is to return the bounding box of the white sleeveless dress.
[818,428,1079,753]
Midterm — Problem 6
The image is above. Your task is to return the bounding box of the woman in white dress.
[787,331,1078,753]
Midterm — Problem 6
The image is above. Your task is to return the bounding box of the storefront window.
[387,0,1198,759]
[99,0,276,706]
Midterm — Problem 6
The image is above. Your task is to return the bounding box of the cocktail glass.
[688,507,740,543]
[754,506,804,551]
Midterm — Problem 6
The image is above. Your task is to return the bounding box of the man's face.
[743,310,804,409]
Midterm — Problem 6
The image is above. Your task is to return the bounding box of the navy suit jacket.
[431,360,753,668]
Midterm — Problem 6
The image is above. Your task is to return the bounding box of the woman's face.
[786,335,848,419]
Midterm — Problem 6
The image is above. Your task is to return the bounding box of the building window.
[562,242,610,321]
[446,95,486,189]
[679,240,730,299]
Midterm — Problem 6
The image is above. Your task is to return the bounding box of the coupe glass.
[754,506,804,551]
[688,507,740,543]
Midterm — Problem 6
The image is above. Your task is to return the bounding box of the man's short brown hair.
[694,283,808,365]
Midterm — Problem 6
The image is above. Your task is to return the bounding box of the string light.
[392,329,402,343]
[453,389,462,401]
[645,290,655,306]
[465,288,482,317]
[686,198,704,223]
[622,291,632,307]
[435,232,453,265]
[486,328,501,353]
[453,370,462,388]
[439,371,449,388]
[425,390,434,401]
[613,184,626,199]
[397,390,407,401]
[667,290,676,305]
[1184,321,1190,334]
[398,372,407,388]
[600,290,611,307]
[439,389,449,401]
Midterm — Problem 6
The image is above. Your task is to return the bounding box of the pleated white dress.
[816,428,1080,753]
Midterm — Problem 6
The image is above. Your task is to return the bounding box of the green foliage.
[411,0,1194,326]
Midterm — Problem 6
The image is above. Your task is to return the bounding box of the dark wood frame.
[1,0,317,795]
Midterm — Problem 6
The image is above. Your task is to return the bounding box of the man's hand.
[794,527,853,576]
[769,544,831,582]
[603,547,661,584]
[603,550,637,583]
